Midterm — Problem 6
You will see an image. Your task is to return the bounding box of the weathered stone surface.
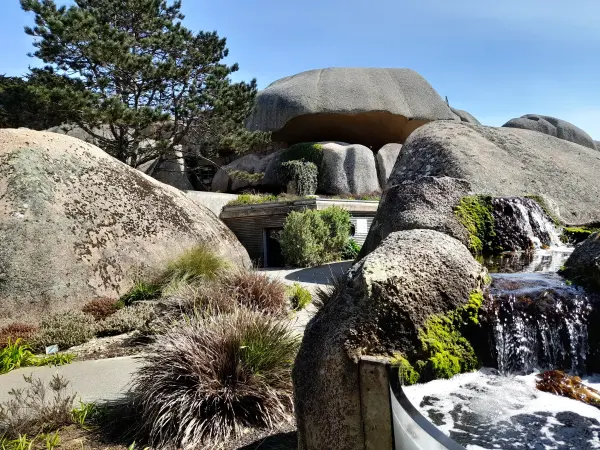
[388,121,600,224]
[502,114,596,150]
[317,142,381,196]
[450,106,481,125]
[142,150,194,190]
[563,232,600,292]
[375,143,402,188]
[0,129,250,324]
[359,177,471,259]
[211,150,282,192]
[246,68,457,148]
[294,229,487,450]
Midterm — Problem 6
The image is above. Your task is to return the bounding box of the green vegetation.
[19,0,268,167]
[280,206,352,267]
[561,226,600,244]
[288,283,312,311]
[132,308,300,447]
[454,195,496,254]
[279,143,324,168]
[97,303,157,337]
[226,170,264,183]
[397,291,484,383]
[391,354,421,386]
[163,244,229,284]
[119,281,161,306]
[32,311,96,352]
[227,193,278,206]
[280,160,318,196]
[342,238,361,260]
[0,340,74,375]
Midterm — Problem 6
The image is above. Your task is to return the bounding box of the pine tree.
[20,0,266,168]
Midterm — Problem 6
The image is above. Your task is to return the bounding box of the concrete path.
[0,355,141,404]
[261,261,352,289]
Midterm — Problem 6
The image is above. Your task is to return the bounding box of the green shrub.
[280,160,318,196]
[81,298,120,321]
[288,283,312,311]
[280,209,329,267]
[226,193,277,206]
[454,195,496,254]
[119,281,161,306]
[0,339,36,375]
[280,206,352,267]
[97,303,157,337]
[132,308,300,447]
[226,170,264,183]
[32,311,96,351]
[280,142,324,168]
[342,238,361,260]
[162,245,228,284]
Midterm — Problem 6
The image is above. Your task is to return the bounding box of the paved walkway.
[0,355,141,404]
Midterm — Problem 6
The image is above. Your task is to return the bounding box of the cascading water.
[487,273,593,375]
[402,197,600,449]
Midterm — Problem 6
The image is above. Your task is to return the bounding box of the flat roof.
[221,197,379,219]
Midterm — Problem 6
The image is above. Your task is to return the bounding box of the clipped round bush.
[32,311,96,351]
[82,298,119,321]
[132,308,300,448]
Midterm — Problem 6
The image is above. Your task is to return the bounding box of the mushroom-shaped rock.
[246,68,457,148]
[375,143,402,188]
[388,121,600,224]
[502,114,596,150]
[0,128,250,324]
[317,142,381,196]
[293,229,487,450]
[450,106,481,125]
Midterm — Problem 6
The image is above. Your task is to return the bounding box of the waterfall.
[487,273,593,375]
[492,197,563,251]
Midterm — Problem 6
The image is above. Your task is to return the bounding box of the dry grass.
[132,308,300,448]
[82,298,120,321]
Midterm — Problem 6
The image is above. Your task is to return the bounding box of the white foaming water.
[404,370,600,449]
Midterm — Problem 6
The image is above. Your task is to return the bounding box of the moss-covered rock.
[454,195,495,254]
[391,354,420,385]
[562,226,600,245]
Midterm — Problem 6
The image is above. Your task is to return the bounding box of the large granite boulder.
[450,106,481,125]
[502,114,596,150]
[388,121,600,224]
[211,150,282,192]
[375,143,402,188]
[0,129,250,324]
[358,177,471,259]
[246,68,457,148]
[294,229,488,450]
[140,149,194,191]
[563,232,600,291]
[317,142,381,196]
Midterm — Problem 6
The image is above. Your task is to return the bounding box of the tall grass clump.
[132,308,300,448]
[162,245,228,284]
[0,340,36,375]
[223,271,287,315]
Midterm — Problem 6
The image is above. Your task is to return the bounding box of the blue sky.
[2,0,600,138]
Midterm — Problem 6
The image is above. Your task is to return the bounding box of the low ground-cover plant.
[280,206,352,267]
[0,340,75,375]
[227,193,278,206]
[32,311,96,352]
[97,303,157,337]
[342,238,361,260]
[81,298,120,321]
[132,308,300,447]
[0,324,38,350]
[288,283,312,311]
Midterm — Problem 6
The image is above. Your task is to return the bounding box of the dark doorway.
[264,228,285,268]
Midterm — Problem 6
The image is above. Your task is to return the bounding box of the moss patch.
[391,354,420,385]
[454,195,495,254]
[415,291,483,381]
[561,226,600,244]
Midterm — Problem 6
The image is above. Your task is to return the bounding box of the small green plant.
[288,283,312,311]
[0,435,35,450]
[391,354,420,386]
[32,311,96,351]
[227,193,278,206]
[36,353,75,368]
[71,401,97,427]
[119,281,161,306]
[0,340,36,375]
[163,245,228,283]
[342,239,361,260]
[44,432,60,450]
